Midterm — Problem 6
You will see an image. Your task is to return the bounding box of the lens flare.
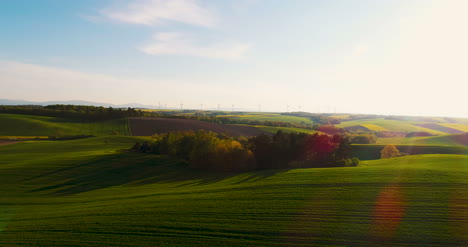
[369,184,405,242]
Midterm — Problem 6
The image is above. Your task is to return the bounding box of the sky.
[1,0,467,117]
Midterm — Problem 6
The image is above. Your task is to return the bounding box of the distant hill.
[0,99,154,109]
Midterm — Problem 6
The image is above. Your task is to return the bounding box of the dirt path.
[0,141,20,146]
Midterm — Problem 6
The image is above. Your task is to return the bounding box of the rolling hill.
[338,119,448,135]
[0,137,467,246]
[0,113,129,137]
[377,133,468,146]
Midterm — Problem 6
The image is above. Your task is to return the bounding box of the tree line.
[0,105,154,121]
[131,130,359,172]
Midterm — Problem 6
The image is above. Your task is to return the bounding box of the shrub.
[335,159,351,167]
[351,157,360,166]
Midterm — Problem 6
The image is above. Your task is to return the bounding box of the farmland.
[5,1,468,246]
[128,117,266,136]
[1,110,468,246]
[215,113,313,125]
[146,111,314,125]
[337,119,448,135]
[0,114,130,136]
[377,133,468,146]
[1,136,468,246]
[439,123,468,132]
[252,125,319,135]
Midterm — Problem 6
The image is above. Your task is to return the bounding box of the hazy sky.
[1,0,467,117]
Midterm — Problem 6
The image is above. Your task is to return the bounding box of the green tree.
[380,145,400,159]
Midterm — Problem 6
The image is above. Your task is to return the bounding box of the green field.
[352,144,468,160]
[377,134,468,146]
[1,137,468,246]
[439,123,468,132]
[360,123,388,131]
[0,114,130,136]
[217,113,314,125]
[248,125,319,135]
[338,119,447,135]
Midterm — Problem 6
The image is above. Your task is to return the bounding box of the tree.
[380,145,400,159]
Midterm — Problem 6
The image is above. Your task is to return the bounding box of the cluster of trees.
[248,131,358,169]
[317,125,345,135]
[347,133,378,144]
[281,112,342,125]
[131,130,359,172]
[0,105,154,121]
[309,115,341,125]
[131,130,254,172]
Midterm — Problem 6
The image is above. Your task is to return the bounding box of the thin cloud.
[139,32,251,60]
[100,0,217,27]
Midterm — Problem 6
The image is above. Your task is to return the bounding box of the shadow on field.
[28,152,284,196]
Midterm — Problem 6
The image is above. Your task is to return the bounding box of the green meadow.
[216,113,314,125]
[337,118,448,135]
[1,136,467,246]
[378,134,468,146]
[0,114,130,137]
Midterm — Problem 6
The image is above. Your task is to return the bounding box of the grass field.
[360,123,388,131]
[439,123,468,132]
[250,125,319,135]
[1,137,467,246]
[216,113,314,125]
[377,134,468,146]
[338,119,447,135]
[0,114,130,136]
